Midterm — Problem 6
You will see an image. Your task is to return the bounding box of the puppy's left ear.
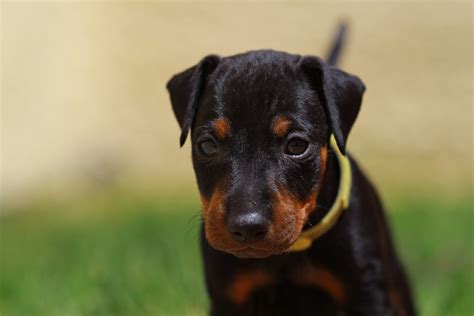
[300,56,365,154]
[167,55,220,146]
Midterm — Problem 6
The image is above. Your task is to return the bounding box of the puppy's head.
[167,50,364,258]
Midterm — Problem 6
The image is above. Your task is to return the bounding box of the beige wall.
[2,2,472,202]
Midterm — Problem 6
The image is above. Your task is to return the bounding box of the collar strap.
[287,134,352,252]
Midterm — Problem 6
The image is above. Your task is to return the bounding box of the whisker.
[185,211,204,239]
[315,203,331,211]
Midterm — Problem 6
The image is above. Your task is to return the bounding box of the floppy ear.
[300,56,365,154]
[166,55,220,146]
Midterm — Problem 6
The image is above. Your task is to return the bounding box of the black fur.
[300,56,365,154]
[167,25,415,315]
[167,54,220,146]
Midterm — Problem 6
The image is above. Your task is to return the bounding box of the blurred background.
[1,2,472,315]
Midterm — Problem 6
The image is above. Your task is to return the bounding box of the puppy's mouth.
[203,206,308,258]
[228,246,280,259]
[206,230,302,258]
[201,185,317,259]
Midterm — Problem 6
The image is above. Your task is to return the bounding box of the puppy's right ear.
[166,55,220,147]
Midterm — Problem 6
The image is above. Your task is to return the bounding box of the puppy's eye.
[198,139,218,157]
[285,138,309,156]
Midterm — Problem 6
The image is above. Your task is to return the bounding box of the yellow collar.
[288,134,352,252]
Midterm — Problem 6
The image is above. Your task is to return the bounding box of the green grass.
[388,196,473,315]
[0,194,472,315]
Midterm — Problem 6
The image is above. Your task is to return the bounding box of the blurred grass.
[0,194,472,316]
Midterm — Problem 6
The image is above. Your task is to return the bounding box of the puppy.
[167,24,415,316]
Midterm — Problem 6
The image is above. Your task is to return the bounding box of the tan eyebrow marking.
[212,118,231,139]
[272,116,292,137]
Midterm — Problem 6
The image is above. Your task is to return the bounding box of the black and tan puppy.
[166,25,415,315]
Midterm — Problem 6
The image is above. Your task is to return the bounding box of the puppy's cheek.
[200,189,238,251]
[268,145,328,248]
[270,188,319,249]
[200,191,225,248]
[270,188,307,248]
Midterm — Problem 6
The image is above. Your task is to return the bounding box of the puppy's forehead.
[208,51,317,132]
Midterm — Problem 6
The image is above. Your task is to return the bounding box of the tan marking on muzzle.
[271,187,318,247]
[200,187,228,249]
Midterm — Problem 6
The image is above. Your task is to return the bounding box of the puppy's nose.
[227,212,270,243]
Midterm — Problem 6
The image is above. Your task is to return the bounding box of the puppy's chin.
[205,236,300,259]
[229,248,277,259]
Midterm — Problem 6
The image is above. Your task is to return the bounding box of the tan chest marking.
[227,269,273,305]
[291,265,346,304]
